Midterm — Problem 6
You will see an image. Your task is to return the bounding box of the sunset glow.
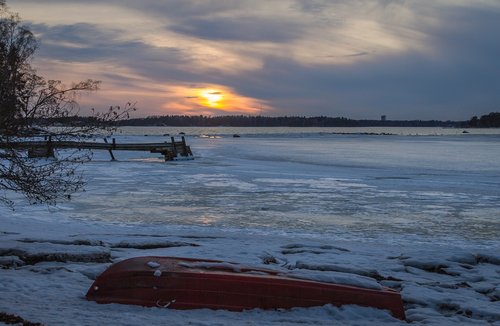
[200,89,223,108]
[157,85,265,116]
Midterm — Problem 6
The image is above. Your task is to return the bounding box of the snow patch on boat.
[178,261,244,273]
[288,270,382,290]
[147,261,161,268]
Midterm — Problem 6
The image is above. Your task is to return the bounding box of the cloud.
[169,16,304,42]
[341,52,372,58]
[159,84,266,116]
[214,3,500,119]
[32,23,178,63]
[30,22,199,83]
[8,0,500,119]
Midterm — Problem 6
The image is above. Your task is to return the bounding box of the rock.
[0,255,25,268]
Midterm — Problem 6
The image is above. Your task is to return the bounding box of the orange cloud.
[161,84,268,116]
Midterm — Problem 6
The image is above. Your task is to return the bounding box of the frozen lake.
[1,127,499,325]
[14,127,499,246]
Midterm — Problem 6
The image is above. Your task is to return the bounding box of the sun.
[200,89,223,107]
[178,85,263,114]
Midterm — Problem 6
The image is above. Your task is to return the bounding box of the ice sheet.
[1,128,499,325]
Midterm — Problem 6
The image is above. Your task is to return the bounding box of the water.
[36,127,500,246]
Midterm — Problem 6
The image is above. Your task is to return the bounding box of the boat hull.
[86,256,405,320]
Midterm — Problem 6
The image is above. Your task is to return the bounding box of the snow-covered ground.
[1,128,499,325]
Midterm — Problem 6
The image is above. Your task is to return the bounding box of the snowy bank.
[1,213,499,325]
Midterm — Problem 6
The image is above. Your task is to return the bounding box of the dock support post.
[46,136,55,158]
[181,136,187,157]
[104,138,116,161]
[170,136,177,158]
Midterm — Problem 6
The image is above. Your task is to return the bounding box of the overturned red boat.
[86,256,405,320]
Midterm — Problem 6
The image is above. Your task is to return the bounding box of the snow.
[1,127,499,325]
[178,261,245,272]
[147,261,161,268]
[288,270,382,290]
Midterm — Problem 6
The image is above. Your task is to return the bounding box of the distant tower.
[381,115,387,121]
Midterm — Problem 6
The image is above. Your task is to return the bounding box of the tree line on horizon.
[466,112,500,128]
[46,112,500,128]
[115,115,463,127]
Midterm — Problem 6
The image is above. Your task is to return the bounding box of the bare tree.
[0,1,135,207]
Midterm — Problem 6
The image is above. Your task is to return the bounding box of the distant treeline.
[117,115,463,127]
[39,112,500,128]
[465,112,500,128]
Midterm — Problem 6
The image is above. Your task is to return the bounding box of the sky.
[7,0,500,120]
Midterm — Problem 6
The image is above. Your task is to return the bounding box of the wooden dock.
[1,136,193,161]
